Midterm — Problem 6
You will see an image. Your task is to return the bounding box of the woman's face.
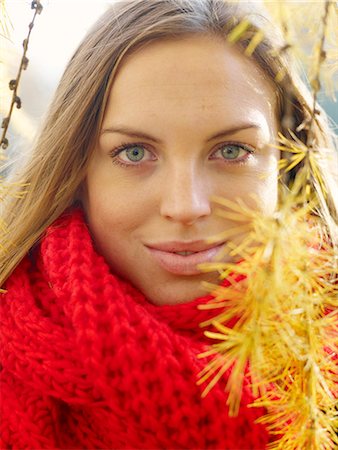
[83,35,279,305]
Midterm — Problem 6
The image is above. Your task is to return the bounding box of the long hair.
[1,0,337,286]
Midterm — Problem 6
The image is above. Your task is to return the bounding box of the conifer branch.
[0,1,43,151]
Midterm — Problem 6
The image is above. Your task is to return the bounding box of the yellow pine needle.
[309,153,328,195]
[198,344,239,382]
[198,262,228,272]
[214,208,251,222]
[227,237,258,258]
[262,0,337,98]
[210,195,256,216]
[0,180,30,200]
[205,224,252,244]
[275,145,304,154]
[0,0,12,38]
[245,29,265,56]
[275,67,286,83]
[275,130,331,201]
[283,153,306,173]
[227,19,251,44]
[198,172,337,448]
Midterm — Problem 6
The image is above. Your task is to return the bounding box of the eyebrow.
[101,123,260,144]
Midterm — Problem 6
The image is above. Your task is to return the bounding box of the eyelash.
[109,141,255,168]
[109,142,154,168]
[211,141,255,165]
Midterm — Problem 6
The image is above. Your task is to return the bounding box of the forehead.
[104,35,277,131]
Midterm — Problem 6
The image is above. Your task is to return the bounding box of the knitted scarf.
[1,208,270,450]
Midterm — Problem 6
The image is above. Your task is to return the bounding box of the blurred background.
[1,0,337,163]
[1,0,111,161]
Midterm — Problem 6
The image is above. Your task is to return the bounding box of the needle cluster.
[199,2,338,448]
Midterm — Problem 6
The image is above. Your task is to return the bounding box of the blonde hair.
[1,0,337,286]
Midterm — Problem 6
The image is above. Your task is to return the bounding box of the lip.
[145,240,224,275]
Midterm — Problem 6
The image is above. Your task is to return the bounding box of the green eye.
[221,145,242,160]
[125,146,145,162]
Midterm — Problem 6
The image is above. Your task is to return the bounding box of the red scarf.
[1,209,270,449]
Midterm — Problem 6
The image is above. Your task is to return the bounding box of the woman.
[1,0,337,448]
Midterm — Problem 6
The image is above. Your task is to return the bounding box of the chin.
[141,273,219,306]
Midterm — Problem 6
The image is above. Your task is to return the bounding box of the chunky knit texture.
[0,209,270,449]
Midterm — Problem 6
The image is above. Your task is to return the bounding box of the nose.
[160,165,211,225]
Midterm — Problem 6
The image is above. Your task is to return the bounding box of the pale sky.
[1,1,113,148]
[5,0,111,87]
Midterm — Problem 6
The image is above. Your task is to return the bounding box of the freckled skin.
[83,35,280,305]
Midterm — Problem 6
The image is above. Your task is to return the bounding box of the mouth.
[145,240,225,275]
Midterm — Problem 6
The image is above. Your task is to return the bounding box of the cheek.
[83,165,156,242]
[85,182,137,231]
[250,170,279,215]
[217,159,278,216]
[253,150,279,214]
[82,180,139,268]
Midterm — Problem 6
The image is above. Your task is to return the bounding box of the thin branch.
[0,1,43,151]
